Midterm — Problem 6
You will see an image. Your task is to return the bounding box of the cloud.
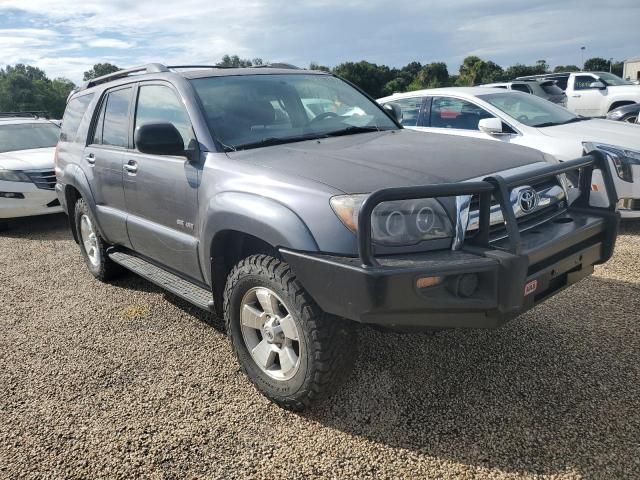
[87,38,132,49]
[0,0,638,83]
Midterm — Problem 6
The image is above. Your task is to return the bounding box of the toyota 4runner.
[56,64,619,410]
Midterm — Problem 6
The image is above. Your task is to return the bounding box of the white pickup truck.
[517,71,640,118]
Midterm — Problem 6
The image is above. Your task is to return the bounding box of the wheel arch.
[61,165,103,243]
[203,192,319,316]
[608,100,637,112]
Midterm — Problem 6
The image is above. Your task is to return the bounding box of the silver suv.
[481,80,567,106]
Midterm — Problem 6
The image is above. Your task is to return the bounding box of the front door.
[84,85,134,247]
[123,82,202,281]
[568,75,605,117]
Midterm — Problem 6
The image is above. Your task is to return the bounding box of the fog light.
[447,273,479,298]
[416,276,443,289]
[0,192,25,199]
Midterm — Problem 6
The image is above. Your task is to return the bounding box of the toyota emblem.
[518,188,539,213]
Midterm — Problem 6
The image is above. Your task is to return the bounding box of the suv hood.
[538,119,640,150]
[0,147,56,171]
[228,130,545,193]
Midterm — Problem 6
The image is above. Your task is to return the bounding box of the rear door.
[123,81,202,281]
[83,85,134,247]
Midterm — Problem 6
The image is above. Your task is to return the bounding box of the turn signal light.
[416,276,443,289]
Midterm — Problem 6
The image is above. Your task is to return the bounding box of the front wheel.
[224,254,355,410]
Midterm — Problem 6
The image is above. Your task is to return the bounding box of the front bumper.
[0,180,62,219]
[282,154,620,330]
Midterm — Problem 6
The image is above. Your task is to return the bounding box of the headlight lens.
[330,194,454,246]
[0,169,30,182]
[584,142,640,183]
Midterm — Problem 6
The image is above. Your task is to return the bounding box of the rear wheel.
[74,198,122,281]
[224,254,355,410]
[621,113,638,124]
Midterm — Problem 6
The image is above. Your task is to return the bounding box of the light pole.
[581,46,586,70]
[609,58,613,73]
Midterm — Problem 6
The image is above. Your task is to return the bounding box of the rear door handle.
[84,153,95,165]
[123,160,138,174]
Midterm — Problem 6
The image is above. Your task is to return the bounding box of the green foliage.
[554,65,581,73]
[456,57,506,86]
[309,62,331,72]
[0,64,75,118]
[583,57,610,72]
[83,63,120,81]
[216,55,265,68]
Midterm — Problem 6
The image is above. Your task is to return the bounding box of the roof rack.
[0,111,49,119]
[81,63,169,90]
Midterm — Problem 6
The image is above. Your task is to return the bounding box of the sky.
[0,0,638,83]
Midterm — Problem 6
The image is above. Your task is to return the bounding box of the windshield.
[0,123,60,153]
[190,74,398,150]
[478,91,579,127]
[596,72,632,86]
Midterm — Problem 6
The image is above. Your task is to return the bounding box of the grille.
[24,170,56,190]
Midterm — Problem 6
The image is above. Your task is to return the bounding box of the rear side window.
[429,97,494,130]
[93,87,132,148]
[511,84,532,94]
[540,82,564,95]
[60,94,94,142]
[134,84,195,149]
[383,97,423,126]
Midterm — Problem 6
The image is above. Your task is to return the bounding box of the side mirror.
[135,123,185,156]
[589,81,606,90]
[478,117,505,135]
[383,103,403,123]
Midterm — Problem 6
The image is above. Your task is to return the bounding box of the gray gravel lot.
[1,214,639,479]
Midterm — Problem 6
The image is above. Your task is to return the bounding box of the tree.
[583,57,610,72]
[457,56,486,86]
[0,64,75,118]
[554,65,580,73]
[309,62,330,72]
[217,55,258,68]
[407,62,450,90]
[83,63,120,81]
[332,61,393,98]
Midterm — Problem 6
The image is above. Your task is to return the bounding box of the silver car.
[481,79,567,106]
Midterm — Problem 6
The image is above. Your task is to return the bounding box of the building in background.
[623,57,640,81]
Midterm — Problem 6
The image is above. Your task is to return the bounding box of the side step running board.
[109,250,213,312]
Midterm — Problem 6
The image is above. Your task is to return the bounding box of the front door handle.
[84,153,95,165]
[571,94,581,98]
[123,160,138,174]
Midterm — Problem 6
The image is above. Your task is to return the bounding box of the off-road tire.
[224,254,356,410]
[74,198,123,281]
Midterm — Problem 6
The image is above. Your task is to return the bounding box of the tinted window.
[383,97,423,126]
[135,85,195,149]
[0,123,60,153]
[540,82,564,95]
[60,94,94,142]
[101,88,132,148]
[574,75,598,90]
[511,84,532,94]
[551,75,569,90]
[190,74,397,151]
[429,97,494,130]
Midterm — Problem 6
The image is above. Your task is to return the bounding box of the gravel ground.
[1,214,639,479]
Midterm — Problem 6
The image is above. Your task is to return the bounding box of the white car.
[516,72,640,118]
[0,116,62,228]
[378,87,640,218]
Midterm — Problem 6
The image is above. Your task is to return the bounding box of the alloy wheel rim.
[624,116,638,124]
[79,214,100,267]
[240,287,302,381]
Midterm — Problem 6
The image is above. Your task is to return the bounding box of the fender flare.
[61,164,105,240]
[201,192,319,284]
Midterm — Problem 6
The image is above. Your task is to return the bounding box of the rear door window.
[540,82,564,95]
[60,94,94,142]
[96,87,132,148]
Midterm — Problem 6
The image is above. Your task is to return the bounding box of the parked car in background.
[0,113,62,229]
[56,63,619,410]
[378,87,640,218]
[606,102,640,124]
[480,79,567,106]
[516,72,640,117]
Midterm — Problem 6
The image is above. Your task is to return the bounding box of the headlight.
[584,142,640,183]
[0,169,30,182]
[330,194,454,246]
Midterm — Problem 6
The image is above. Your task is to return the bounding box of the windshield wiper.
[532,117,589,128]
[229,133,329,151]
[324,125,383,137]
